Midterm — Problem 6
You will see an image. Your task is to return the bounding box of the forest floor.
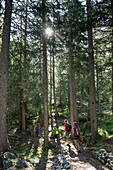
[36,138,109,170]
[9,133,112,170]
[8,115,113,170]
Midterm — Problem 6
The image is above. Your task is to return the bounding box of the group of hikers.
[64,119,81,152]
[34,119,81,153]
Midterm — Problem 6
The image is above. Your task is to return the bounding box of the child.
[50,126,59,143]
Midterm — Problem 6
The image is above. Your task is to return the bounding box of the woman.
[64,119,71,146]
[73,122,80,152]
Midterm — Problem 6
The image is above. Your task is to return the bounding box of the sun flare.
[45,27,53,37]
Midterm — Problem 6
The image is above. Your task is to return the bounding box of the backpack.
[74,126,80,136]
[55,129,59,134]
[68,124,72,132]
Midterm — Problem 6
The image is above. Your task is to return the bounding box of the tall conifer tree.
[86,0,98,140]
[0,0,13,151]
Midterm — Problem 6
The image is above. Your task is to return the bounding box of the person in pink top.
[73,122,80,152]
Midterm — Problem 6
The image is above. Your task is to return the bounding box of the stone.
[3,152,16,160]
[3,160,12,169]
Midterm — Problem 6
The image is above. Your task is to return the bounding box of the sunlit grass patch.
[9,127,18,135]
[48,149,53,158]
[98,112,113,137]
[98,127,109,138]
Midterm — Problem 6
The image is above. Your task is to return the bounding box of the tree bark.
[53,50,59,126]
[21,0,28,133]
[68,28,78,126]
[111,0,113,114]
[96,64,100,114]
[42,0,49,146]
[49,45,53,130]
[86,0,98,140]
[19,0,28,133]
[0,0,13,151]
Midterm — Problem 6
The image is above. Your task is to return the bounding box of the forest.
[0,0,113,169]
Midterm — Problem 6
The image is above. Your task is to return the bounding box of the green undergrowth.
[8,110,113,159]
[98,111,113,138]
[9,133,60,160]
[85,111,113,153]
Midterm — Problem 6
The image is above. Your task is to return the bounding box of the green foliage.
[98,112,113,138]
[2,0,113,154]
[79,112,89,122]
[98,128,109,138]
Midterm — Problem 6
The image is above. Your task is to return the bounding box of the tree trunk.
[0,0,13,151]
[96,64,100,114]
[19,0,28,133]
[59,69,62,106]
[86,0,98,140]
[42,0,49,146]
[68,28,77,126]
[78,69,83,113]
[111,0,113,114]
[21,0,28,133]
[53,52,59,126]
[49,45,53,130]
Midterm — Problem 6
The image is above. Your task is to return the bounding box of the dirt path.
[8,131,111,170]
[60,140,109,170]
[37,139,110,170]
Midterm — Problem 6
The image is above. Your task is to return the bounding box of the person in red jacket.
[36,123,40,137]
[73,122,80,152]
